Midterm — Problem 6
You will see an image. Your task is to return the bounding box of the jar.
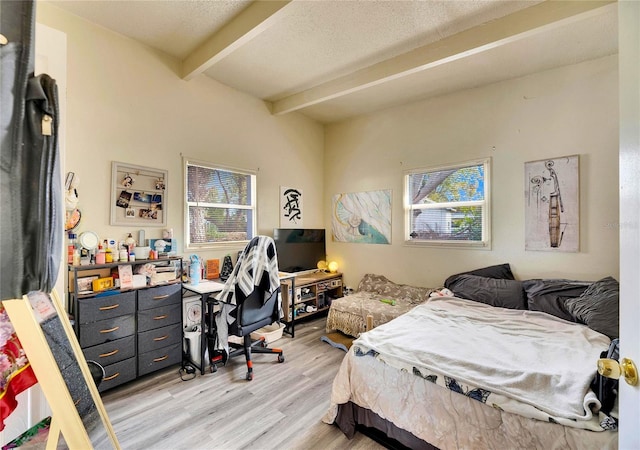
[95,245,106,265]
[119,249,128,262]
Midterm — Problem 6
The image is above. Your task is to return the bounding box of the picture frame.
[524,155,579,252]
[110,161,167,226]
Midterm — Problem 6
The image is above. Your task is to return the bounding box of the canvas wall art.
[525,155,579,252]
[332,189,391,244]
[280,186,303,228]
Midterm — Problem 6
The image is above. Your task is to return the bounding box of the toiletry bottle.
[105,240,113,263]
[96,244,106,265]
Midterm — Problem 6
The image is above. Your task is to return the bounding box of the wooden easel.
[3,291,120,449]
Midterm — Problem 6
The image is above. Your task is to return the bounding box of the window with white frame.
[184,158,256,248]
[404,158,491,248]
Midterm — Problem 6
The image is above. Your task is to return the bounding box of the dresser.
[68,257,183,392]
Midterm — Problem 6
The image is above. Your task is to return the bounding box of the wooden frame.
[110,161,167,227]
[3,291,119,449]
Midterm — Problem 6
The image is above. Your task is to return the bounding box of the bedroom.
[1,0,638,448]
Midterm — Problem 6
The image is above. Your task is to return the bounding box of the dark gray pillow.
[522,279,591,322]
[444,263,515,289]
[565,277,619,339]
[447,274,527,310]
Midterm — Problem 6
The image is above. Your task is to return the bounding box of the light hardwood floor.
[101,317,384,450]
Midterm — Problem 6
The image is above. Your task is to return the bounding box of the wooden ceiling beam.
[182,0,292,81]
[271,0,615,116]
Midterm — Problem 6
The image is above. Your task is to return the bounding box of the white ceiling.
[46,0,618,124]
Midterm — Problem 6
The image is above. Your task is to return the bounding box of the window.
[404,158,491,248]
[184,158,256,248]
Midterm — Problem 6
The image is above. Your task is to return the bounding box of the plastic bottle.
[67,233,77,264]
[119,248,128,262]
[129,252,136,262]
[72,248,81,266]
[96,244,106,265]
[105,240,113,263]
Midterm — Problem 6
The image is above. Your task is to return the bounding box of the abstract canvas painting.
[332,190,391,244]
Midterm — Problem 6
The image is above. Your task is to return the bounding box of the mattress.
[324,298,618,449]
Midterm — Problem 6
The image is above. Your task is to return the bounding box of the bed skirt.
[335,401,437,450]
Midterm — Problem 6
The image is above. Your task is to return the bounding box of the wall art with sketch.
[525,155,579,252]
[280,186,303,228]
[332,189,392,244]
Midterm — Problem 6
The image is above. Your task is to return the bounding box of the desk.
[182,280,225,374]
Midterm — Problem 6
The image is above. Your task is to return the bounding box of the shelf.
[68,256,181,271]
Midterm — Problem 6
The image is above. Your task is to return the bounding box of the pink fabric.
[0,305,38,431]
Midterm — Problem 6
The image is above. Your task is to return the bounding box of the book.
[118,264,133,290]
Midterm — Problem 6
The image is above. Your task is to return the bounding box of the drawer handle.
[153,355,169,362]
[99,304,120,311]
[153,294,169,300]
[153,335,169,341]
[153,314,168,320]
[99,349,119,358]
[100,326,120,334]
[103,372,120,381]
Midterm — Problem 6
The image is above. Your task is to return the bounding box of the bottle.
[72,248,81,266]
[96,244,106,265]
[105,240,113,263]
[67,233,77,264]
[119,248,128,262]
[129,252,136,262]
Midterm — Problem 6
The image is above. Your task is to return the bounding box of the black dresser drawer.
[137,283,181,310]
[82,335,136,367]
[138,342,182,376]
[99,357,137,392]
[77,291,136,323]
[137,302,181,332]
[79,314,135,348]
[138,322,182,355]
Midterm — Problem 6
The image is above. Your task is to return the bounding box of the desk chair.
[205,236,284,381]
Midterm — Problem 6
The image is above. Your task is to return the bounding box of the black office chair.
[205,236,284,381]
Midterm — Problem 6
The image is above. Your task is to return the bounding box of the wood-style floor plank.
[101,318,384,449]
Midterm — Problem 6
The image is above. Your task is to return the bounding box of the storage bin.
[250,323,285,344]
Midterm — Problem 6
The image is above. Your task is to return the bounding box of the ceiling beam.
[271,0,616,116]
[182,0,292,81]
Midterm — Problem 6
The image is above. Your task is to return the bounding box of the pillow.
[444,263,514,289]
[565,277,619,339]
[522,279,591,322]
[357,273,436,304]
[446,274,527,310]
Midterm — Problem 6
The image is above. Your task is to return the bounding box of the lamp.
[328,261,338,273]
[317,260,327,272]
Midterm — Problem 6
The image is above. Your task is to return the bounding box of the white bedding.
[351,297,612,430]
[323,299,617,449]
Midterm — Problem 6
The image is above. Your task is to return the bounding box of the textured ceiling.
[46,0,618,123]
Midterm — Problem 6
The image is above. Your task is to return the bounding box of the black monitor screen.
[273,228,326,273]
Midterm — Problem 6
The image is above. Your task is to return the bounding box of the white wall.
[325,55,619,289]
[35,2,325,265]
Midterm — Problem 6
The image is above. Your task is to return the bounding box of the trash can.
[184,326,203,366]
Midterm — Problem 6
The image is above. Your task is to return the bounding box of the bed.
[326,273,439,337]
[323,268,620,449]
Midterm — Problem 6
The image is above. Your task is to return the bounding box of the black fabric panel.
[334,401,438,450]
[1,0,62,299]
[1,0,34,300]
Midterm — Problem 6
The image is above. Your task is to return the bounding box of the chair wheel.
[277,354,285,363]
[246,372,253,381]
[210,364,217,373]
